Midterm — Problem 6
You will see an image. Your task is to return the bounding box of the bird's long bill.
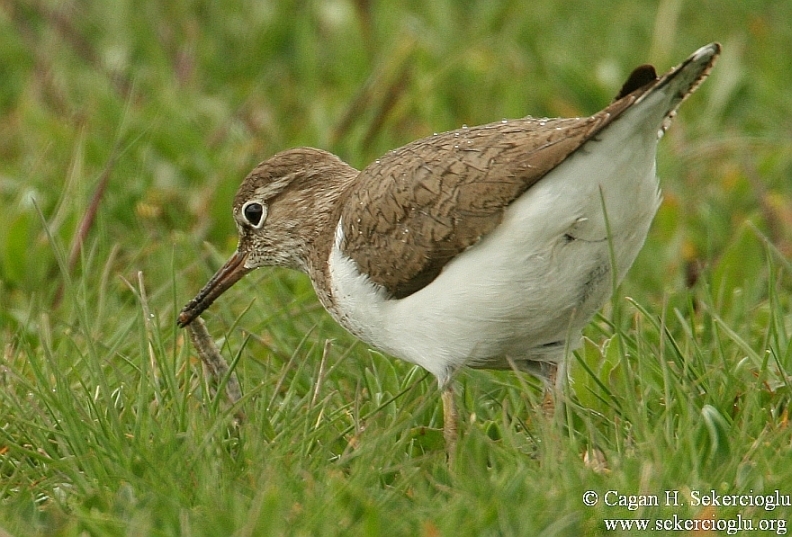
[177,251,251,327]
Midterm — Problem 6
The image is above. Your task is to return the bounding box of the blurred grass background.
[1,0,792,535]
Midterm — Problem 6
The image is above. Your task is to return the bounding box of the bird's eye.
[242,202,266,228]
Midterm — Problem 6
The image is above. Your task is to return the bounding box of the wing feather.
[339,94,643,299]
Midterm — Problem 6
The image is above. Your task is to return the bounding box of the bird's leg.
[441,383,458,467]
[542,362,560,418]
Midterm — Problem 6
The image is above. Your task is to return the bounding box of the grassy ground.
[2,0,792,535]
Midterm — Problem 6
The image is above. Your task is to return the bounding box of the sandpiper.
[178,43,720,459]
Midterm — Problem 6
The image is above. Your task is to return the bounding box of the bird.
[178,43,720,461]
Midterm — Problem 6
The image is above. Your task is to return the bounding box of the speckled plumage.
[178,44,720,458]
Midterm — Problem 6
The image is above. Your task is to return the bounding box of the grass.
[2,0,792,535]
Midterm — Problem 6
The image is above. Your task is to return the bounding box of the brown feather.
[339,94,642,299]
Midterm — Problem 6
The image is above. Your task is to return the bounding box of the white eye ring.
[241,201,267,229]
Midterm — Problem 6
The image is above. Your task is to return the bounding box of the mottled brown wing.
[339,96,643,299]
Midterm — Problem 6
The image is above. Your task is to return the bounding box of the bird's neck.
[291,165,359,311]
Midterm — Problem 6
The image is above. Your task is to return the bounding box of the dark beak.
[177,251,251,327]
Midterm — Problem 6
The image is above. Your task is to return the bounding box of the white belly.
[327,118,661,383]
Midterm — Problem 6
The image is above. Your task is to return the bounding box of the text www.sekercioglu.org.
[602,514,787,534]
